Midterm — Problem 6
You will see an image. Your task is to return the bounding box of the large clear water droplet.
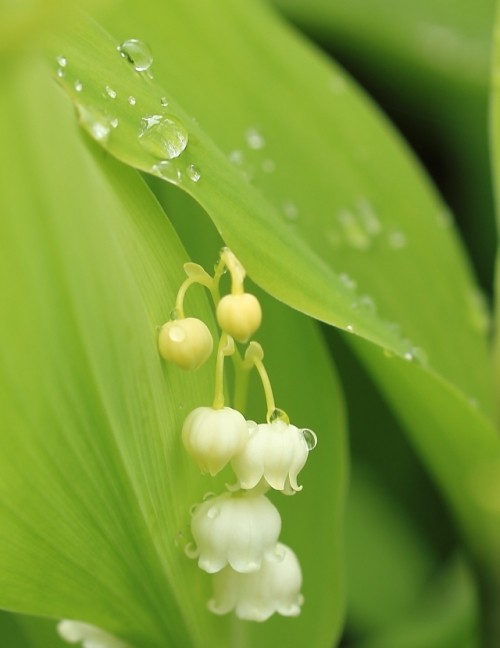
[104,85,117,100]
[118,38,153,72]
[302,428,317,450]
[56,55,67,68]
[139,114,188,160]
[207,507,220,519]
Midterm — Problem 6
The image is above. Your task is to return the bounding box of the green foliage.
[1,0,499,646]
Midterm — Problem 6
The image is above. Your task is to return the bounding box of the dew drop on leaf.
[186,164,201,183]
[139,114,188,160]
[117,38,153,72]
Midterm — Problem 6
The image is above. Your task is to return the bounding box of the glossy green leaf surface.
[45,0,500,577]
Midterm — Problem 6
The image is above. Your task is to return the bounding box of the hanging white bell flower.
[208,543,304,621]
[189,492,282,573]
[231,420,317,494]
[57,620,130,648]
[182,406,248,476]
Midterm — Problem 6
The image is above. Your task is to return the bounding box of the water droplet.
[330,74,347,94]
[245,127,265,150]
[110,118,119,129]
[404,351,413,361]
[160,97,169,107]
[128,95,136,106]
[359,294,376,314]
[302,428,317,450]
[168,324,186,342]
[202,492,216,502]
[56,68,65,78]
[139,114,188,160]
[261,158,276,173]
[77,106,111,144]
[338,210,371,250]
[346,324,354,333]
[184,542,199,559]
[74,80,83,93]
[186,164,201,183]
[387,230,408,250]
[169,308,179,320]
[118,38,153,72]
[411,347,429,366]
[282,201,298,221]
[152,160,182,183]
[228,149,244,165]
[207,507,219,519]
[357,198,381,235]
[268,408,290,425]
[467,287,490,333]
[105,85,117,99]
[56,55,67,67]
[339,273,357,290]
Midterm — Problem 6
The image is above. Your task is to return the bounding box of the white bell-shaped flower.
[57,620,130,648]
[231,420,316,494]
[208,543,304,621]
[182,406,248,476]
[190,492,282,573]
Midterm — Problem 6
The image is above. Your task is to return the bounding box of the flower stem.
[212,333,235,409]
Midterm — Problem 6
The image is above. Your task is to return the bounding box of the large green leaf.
[45,0,500,587]
[0,56,219,647]
[0,55,346,647]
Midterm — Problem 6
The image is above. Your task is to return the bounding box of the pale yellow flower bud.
[208,543,304,621]
[158,317,213,370]
[216,293,262,343]
[182,406,248,476]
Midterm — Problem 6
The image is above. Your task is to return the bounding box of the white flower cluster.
[159,248,317,622]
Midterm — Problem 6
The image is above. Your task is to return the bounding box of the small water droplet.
[170,308,179,320]
[404,351,413,361]
[268,408,290,425]
[245,127,265,150]
[387,230,408,250]
[330,74,347,94]
[152,160,182,183]
[207,507,219,519]
[184,542,198,559]
[282,201,298,221]
[56,68,65,78]
[261,158,276,173]
[302,428,317,450]
[467,287,490,333]
[139,114,188,160]
[186,164,201,183]
[77,106,111,143]
[56,55,67,67]
[357,198,382,235]
[118,38,153,72]
[338,209,371,250]
[359,294,376,314]
[128,95,136,106]
[228,149,244,165]
[346,324,354,333]
[339,273,357,290]
[105,85,117,99]
[110,118,119,129]
[160,96,169,107]
[74,80,83,93]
